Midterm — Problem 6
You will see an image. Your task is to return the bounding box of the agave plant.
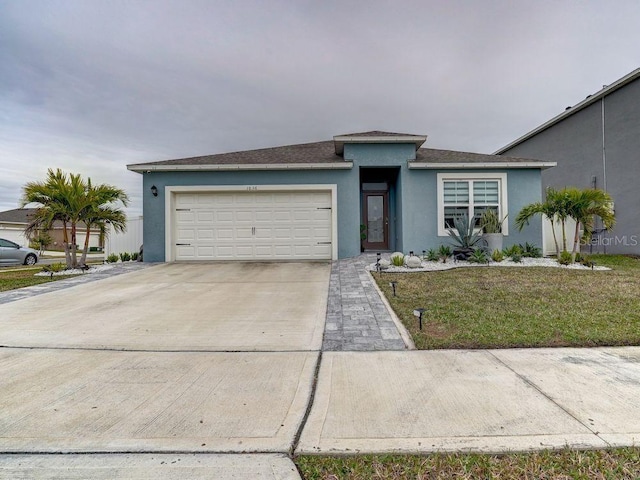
[448,214,485,249]
[448,214,486,260]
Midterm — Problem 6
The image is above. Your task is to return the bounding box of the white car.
[0,238,39,265]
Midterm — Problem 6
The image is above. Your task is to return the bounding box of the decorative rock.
[405,255,422,268]
[378,259,391,270]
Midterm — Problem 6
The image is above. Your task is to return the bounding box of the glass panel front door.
[363,192,388,250]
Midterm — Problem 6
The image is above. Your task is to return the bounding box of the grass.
[295,448,640,479]
[373,255,640,349]
[0,267,80,292]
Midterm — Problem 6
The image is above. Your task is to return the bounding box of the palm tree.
[564,187,615,259]
[517,187,615,262]
[78,180,129,266]
[22,169,77,267]
[515,187,568,258]
[22,169,129,269]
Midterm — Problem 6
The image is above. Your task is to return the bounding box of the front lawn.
[295,448,640,479]
[373,255,640,349]
[0,267,79,292]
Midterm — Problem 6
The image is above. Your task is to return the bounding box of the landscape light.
[413,308,425,330]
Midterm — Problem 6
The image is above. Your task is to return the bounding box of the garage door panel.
[197,229,214,239]
[197,211,214,222]
[254,228,273,239]
[216,211,234,222]
[235,211,254,222]
[216,229,234,240]
[196,246,215,257]
[255,210,273,220]
[176,228,195,241]
[216,246,234,257]
[236,228,253,239]
[176,211,195,223]
[174,190,332,261]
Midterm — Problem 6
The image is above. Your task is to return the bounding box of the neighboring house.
[127,131,554,262]
[0,208,103,251]
[495,68,640,255]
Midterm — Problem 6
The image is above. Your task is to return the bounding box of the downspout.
[601,88,607,192]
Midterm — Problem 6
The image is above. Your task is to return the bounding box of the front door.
[363,192,389,250]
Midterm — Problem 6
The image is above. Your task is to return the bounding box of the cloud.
[1,0,639,214]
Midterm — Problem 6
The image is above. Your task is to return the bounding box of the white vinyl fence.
[105,216,143,257]
[542,215,579,256]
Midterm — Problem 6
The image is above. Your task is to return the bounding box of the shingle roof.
[127,131,553,171]
[129,140,339,168]
[0,208,37,224]
[414,148,544,164]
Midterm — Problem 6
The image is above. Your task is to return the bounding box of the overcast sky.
[1,0,639,215]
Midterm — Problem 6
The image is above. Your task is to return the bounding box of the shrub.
[520,242,542,258]
[491,249,504,262]
[581,255,595,268]
[558,250,573,265]
[437,245,452,263]
[503,244,523,258]
[119,252,131,262]
[574,252,583,263]
[511,253,523,263]
[467,249,489,263]
[42,262,66,273]
[131,252,139,261]
[425,248,439,262]
[390,252,405,267]
[479,209,507,234]
[107,253,119,263]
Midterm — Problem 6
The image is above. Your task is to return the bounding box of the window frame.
[437,172,508,237]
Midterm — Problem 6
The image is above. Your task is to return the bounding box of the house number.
[246,186,258,191]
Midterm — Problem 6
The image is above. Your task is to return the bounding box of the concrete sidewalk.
[299,347,640,454]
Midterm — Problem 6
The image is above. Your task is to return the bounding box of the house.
[127,131,555,262]
[495,68,640,255]
[0,208,104,251]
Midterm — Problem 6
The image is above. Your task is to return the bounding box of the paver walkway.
[323,254,407,351]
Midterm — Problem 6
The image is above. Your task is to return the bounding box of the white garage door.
[173,190,332,260]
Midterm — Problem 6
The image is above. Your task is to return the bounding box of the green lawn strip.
[0,268,80,292]
[373,255,640,349]
[296,448,640,479]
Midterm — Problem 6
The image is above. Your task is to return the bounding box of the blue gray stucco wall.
[140,143,544,261]
[397,168,543,253]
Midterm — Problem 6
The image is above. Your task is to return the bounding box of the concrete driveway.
[0,262,330,478]
[0,262,329,351]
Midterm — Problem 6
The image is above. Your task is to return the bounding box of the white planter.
[483,233,504,254]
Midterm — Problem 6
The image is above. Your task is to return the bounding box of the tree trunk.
[62,220,72,269]
[79,225,91,266]
[549,215,560,259]
[571,220,581,261]
[70,222,77,269]
[561,219,567,253]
